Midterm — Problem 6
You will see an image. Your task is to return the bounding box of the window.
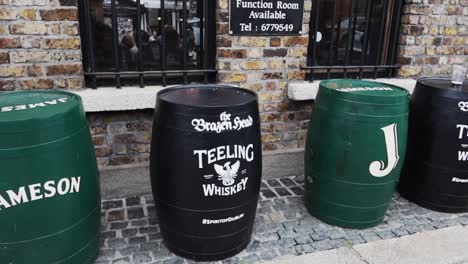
[305,0,403,81]
[78,0,217,88]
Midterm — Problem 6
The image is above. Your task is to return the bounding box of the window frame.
[304,0,404,81]
[78,0,217,89]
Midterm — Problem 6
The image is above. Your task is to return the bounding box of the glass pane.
[313,0,389,66]
[142,0,202,69]
[87,0,203,72]
[89,0,117,71]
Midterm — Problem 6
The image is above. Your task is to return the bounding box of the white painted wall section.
[288,78,417,101]
[71,86,170,112]
[71,78,417,112]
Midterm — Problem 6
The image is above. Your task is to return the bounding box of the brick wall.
[0,0,83,91]
[397,0,468,78]
[216,0,313,152]
[88,110,153,168]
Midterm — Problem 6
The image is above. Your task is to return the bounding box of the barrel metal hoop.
[0,124,89,151]
[314,197,392,210]
[159,221,253,240]
[153,195,260,213]
[0,206,99,245]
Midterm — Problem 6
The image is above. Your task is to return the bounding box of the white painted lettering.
[202,177,249,197]
[1,97,70,114]
[457,124,468,139]
[459,151,468,161]
[28,103,46,108]
[202,213,244,225]
[194,150,207,169]
[29,183,43,201]
[217,146,225,161]
[0,177,82,211]
[57,178,70,195]
[338,87,394,93]
[208,148,216,164]
[277,1,299,9]
[1,106,13,112]
[191,112,252,133]
[236,0,273,9]
[194,144,255,169]
[43,180,56,198]
[15,105,27,111]
[248,10,286,19]
[44,100,57,105]
[452,177,468,183]
[70,177,81,193]
[369,123,399,177]
[246,144,254,161]
[0,194,11,210]
[226,145,235,159]
[6,187,29,206]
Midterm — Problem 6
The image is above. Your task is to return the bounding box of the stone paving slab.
[263,247,366,264]
[354,226,468,264]
[97,175,468,264]
[266,226,468,264]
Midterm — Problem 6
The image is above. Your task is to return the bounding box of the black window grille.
[304,0,403,81]
[78,0,217,88]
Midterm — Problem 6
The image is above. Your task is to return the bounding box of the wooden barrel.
[0,91,100,263]
[150,85,262,261]
[399,78,468,213]
[305,79,409,229]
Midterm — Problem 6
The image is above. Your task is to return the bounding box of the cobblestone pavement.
[97,176,468,264]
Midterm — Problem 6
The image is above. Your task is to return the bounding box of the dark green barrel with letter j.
[305,80,409,229]
[0,91,100,263]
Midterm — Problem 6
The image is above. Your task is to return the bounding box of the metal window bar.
[388,0,404,78]
[327,0,337,79]
[308,0,320,82]
[136,0,144,87]
[79,0,216,89]
[161,0,167,86]
[359,0,374,79]
[304,0,402,82]
[374,0,389,79]
[182,0,188,84]
[81,0,97,89]
[111,0,121,88]
[348,1,359,65]
[343,0,355,78]
[202,0,209,83]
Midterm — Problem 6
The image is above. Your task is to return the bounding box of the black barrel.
[150,85,262,261]
[399,78,468,213]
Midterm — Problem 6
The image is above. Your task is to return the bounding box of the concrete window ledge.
[71,86,172,112]
[72,79,417,112]
[288,78,417,101]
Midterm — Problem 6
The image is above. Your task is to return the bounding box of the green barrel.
[305,79,409,229]
[0,91,100,263]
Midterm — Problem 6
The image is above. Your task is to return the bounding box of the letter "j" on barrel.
[369,123,400,178]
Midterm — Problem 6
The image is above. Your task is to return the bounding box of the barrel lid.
[0,90,86,149]
[414,78,468,100]
[319,79,409,104]
[0,90,80,122]
[158,85,257,108]
[419,78,468,90]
